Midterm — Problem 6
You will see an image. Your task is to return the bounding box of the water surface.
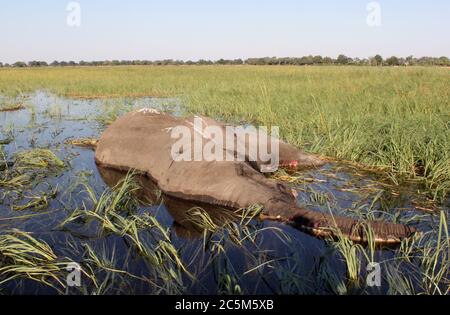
[0,91,447,294]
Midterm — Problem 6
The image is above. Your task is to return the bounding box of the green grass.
[59,172,191,294]
[0,66,448,295]
[0,102,25,112]
[0,95,26,112]
[1,148,63,213]
[0,229,92,293]
[1,170,448,295]
[0,65,448,201]
[13,149,64,170]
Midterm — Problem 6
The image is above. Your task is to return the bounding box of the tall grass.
[60,172,192,294]
[1,66,448,295]
[0,66,448,201]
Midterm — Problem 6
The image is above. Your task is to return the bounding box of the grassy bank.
[0,66,448,201]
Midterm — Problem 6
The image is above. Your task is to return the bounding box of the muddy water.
[0,92,447,294]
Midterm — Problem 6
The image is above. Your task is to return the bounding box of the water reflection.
[97,165,237,240]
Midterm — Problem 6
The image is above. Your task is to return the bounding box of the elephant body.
[95,109,416,244]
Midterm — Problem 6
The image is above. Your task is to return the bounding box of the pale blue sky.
[0,0,449,63]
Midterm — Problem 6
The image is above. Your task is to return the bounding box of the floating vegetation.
[0,138,13,145]
[0,161,14,172]
[0,174,30,190]
[11,191,54,212]
[14,149,64,170]
[0,229,93,293]
[0,102,25,112]
[0,148,64,216]
[65,138,98,149]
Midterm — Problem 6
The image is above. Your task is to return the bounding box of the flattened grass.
[0,229,92,292]
[14,148,64,170]
[0,98,25,112]
[1,148,63,212]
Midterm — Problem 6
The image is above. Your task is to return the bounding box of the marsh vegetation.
[0,66,448,295]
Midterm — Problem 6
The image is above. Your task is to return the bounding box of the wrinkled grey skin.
[95,109,416,244]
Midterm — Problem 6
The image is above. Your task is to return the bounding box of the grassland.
[0,65,449,203]
[0,84,450,295]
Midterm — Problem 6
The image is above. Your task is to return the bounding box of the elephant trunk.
[286,208,416,244]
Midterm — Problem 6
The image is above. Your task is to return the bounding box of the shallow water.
[0,91,448,294]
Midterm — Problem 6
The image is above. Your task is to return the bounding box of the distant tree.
[322,57,333,64]
[397,57,406,66]
[28,61,48,67]
[405,55,415,66]
[438,56,450,66]
[417,57,432,66]
[336,54,349,65]
[385,56,400,66]
[245,58,257,65]
[359,58,370,66]
[373,54,383,66]
[216,59,227,65]
[197,59,210,65]
[0,62,3,67]
[4,56,448,68]
[13,61,27,67]
[313,55,323,64]
[299,55,314,65]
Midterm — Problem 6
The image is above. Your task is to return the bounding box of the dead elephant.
[95,109,417,245]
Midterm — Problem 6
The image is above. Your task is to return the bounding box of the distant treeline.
[1,55,449,68]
